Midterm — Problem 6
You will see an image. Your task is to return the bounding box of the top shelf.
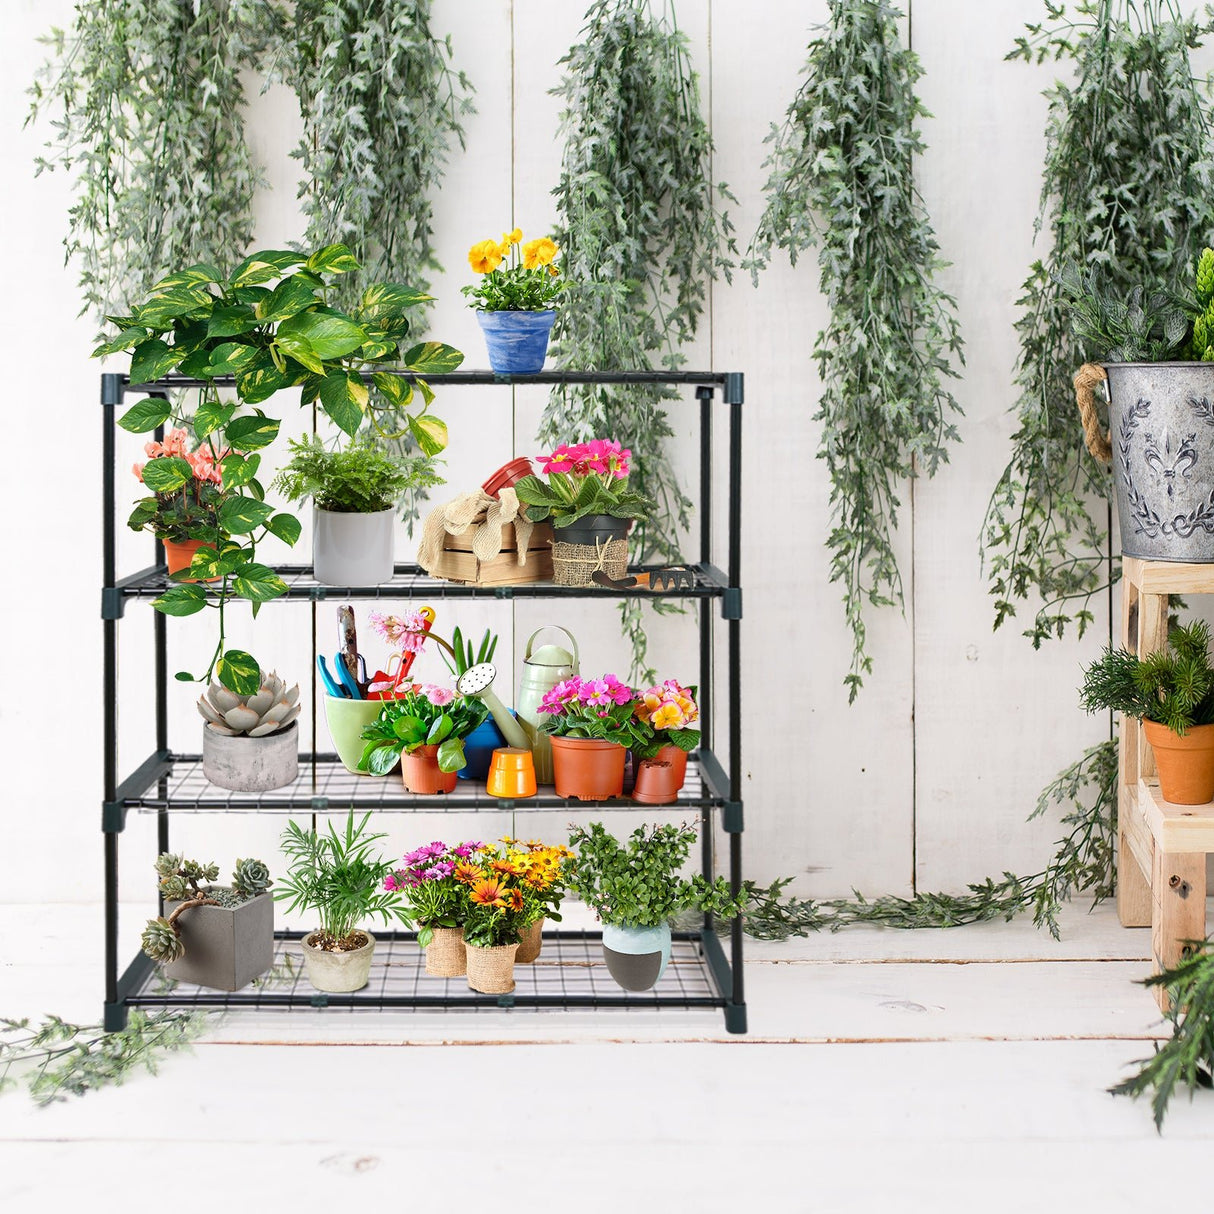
[117,369,745,401]
[1123,556,1214,595]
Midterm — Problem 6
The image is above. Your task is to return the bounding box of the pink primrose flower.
[580,679,613,708]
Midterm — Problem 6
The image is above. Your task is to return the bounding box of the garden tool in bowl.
[455,662,531,752]
[516,626,579,784]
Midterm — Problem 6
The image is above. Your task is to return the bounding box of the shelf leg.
[1151,849,1206,1012]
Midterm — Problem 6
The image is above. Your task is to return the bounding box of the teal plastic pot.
[323,695,391,775]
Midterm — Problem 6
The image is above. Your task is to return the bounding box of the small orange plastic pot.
[401,744,458,795]
[486,747,537,798]
[632,745,689,805]
[1143,719,1214,804]
[162,538,221,583]
[481,456,535,499]
[549,736,626,801]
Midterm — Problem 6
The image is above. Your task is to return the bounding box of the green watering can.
[516,626,580,785]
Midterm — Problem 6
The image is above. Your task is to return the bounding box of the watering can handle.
[524,626,579,668]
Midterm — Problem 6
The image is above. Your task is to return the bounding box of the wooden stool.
[1119,557,1212,1008]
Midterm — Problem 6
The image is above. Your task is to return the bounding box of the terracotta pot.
[549,735,626,800]
[516,917,545,964]
[465,940,519,994]
[162,538,220,582]
[1143,719,1214,804]
[481,456,535,499]
[424,926,466,977]
[401,744,458,795]
[632,745,689,805]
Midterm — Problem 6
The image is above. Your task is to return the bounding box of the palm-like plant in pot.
[1080,619,1214,804]
[276,811,409,993]
[360,685,489,794]
[513,440,654,586]
[567,821,744,992]
[272,435,444,586]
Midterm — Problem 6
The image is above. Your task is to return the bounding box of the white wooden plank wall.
[0,0,1121,903]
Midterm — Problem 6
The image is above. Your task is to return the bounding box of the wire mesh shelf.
[126,929,727,1015]
[127,752,720,813]
[116,560,728,603]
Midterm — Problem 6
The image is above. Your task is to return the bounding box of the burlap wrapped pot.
[465,940,519,993]
[424,926,467,977]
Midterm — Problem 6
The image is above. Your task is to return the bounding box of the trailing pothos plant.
[96,242,462,693]
[982,0,1214,646]
[28,0,273,322]
[745,0,964,702]
[543,0,735,677]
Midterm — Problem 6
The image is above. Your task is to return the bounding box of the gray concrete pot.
[1106,362,1214,561]
[302,930,376,993]
[601,922,671,991]
[202,720,298,792]
[314,506,395,585]
[164,892,274,991]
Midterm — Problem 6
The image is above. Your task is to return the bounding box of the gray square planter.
[163,892,274,991]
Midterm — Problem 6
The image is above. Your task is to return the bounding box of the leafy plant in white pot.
[275,811,410,993]
[272,435,444,586]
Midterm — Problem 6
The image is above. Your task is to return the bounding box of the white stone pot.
[202,720,298,792]
[313,506,396,586]
[302,930,376,993]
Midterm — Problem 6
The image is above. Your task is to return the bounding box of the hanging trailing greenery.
[543,0,735,676]
[981,0,1214,646]
[28,0,272,322]
[745,0,964,702]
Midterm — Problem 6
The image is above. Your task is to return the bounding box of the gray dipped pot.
[1106,362,1214,561]
[314,506,395,585]
[202,720,298,792]
[164,892,274,992]
[601,922,671,992]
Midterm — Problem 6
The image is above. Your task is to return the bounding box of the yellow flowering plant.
[632,680,700,761]
[456,839,573,946]
[461,227,566,311]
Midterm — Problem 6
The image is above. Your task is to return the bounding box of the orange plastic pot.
[632,745,689,805]
[1143,719,1214,805]
[486,747,537,798]
[401,744,458,795]
[549,735,625,801]
[481,456,535,499]
[162,538,220,582]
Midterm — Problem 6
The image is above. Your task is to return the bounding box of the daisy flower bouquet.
[359,685,488,776]
[513,439,653,529]
[384,840,487,946]
[456,847,532,948]
[461,227,565,312]
[536,674,647,748]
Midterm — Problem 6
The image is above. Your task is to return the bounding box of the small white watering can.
[516,626,579,784]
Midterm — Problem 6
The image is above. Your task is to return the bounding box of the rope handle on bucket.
[1074,362,1112,464]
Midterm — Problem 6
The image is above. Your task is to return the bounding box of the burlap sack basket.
[551,537,628,586]
[465,941,519,993]
[424,926,467,977]
[516,917,546,964]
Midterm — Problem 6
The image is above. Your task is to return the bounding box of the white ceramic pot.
[313,506,395,586]
[202,720,298,792]
[302,929,376,993]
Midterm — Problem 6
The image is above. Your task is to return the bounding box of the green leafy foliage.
[513,472,652,529]
[982,1,1214,646]
[275,811,410,944]
[746,0,964,702]
[1080,620,1214,734]
[1112,941,1214,1130]
[271,435,443,514]
[1060,270,1190,362]
[27,0,274,322]
[543,0,735,677]
[567,821,745,929]
[740,739,1118,940]
[0,1011,212,1105]
[359,690,489,775]
[438,626,498,679]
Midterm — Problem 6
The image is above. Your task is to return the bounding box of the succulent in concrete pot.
[198,671,301,792]
[141,853,275,991]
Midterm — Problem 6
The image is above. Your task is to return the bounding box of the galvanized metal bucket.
[1100,362,1214,562]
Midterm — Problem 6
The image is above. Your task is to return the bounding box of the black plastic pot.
[552,514,631,546]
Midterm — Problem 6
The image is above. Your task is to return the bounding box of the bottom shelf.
[120,929,742,1027]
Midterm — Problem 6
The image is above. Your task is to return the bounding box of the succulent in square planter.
[198,671,300,792]
[272,435,444,586]
[567,821,745,992]
[1080,619,1214,804]
[462,227,567,373]
[141,853,274,992]
[276,812,410,994]
[513,440,653,586]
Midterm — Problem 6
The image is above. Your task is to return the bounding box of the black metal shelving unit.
[100,369,746,1033]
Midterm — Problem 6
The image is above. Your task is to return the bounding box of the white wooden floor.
[2,900,1212,1211]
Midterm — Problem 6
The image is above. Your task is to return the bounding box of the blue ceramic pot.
[476,309,556,374]
[601,922,671,991]
[459,715,509,781]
